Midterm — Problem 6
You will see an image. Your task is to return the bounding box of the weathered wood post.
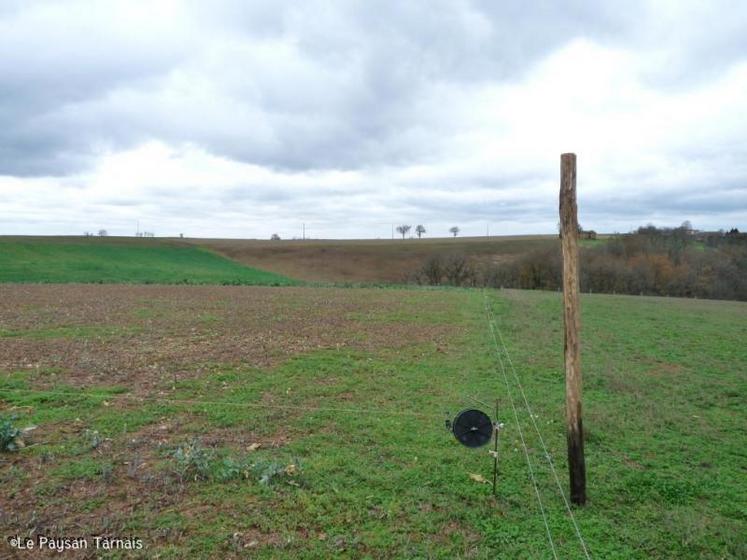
[559,153,587,505]
[492,400,499,497]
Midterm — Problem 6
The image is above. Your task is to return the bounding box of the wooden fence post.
[559,153,587,505]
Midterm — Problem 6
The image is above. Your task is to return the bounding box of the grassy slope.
[1,288,744,558]
[487,290,746,559]
[0,237,295,285]
[193,235,559,283]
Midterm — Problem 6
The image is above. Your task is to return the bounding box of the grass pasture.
[0,284,745,558]
[0,237,295,285]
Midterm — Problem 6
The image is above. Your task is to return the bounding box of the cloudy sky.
[1,0,746,239]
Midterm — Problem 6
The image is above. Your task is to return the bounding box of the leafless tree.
[396,225,411,239]
[271,233,281,240]
[98,229,108,237]
[415,224,426,238]
[418,255,442,284]
[443,253,476,286]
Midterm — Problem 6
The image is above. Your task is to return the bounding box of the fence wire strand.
[483,294,559,560]
[0,387,442,420]
[2,291,593,559]
[485,290,592,559]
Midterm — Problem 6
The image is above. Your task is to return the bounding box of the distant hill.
[193,235,559,283]
[4,231,741,300]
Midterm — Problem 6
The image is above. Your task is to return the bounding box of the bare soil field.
[0,285,454,395]
[1,285,744,558]
[193,235,557,283]
[0,284,467,558]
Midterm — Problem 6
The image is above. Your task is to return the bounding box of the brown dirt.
[0,284,456,395]
[192,235,556,283]
[0,284,464,557]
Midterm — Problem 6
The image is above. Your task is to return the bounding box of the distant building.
[579,229,597,240]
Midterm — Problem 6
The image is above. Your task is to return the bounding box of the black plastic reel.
[451,408,493,448]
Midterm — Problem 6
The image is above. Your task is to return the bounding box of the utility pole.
[559,152,586,506]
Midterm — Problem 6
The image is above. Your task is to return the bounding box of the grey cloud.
[0,0,696,177]
[1,1,746,237]
[219,185,295,204]
[584,184,747,222]
[633,2,747,89]
[0,2,189,176]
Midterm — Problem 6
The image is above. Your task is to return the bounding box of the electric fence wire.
[483,294,559,560]
[486,292,592,560]
[0,387,443,421]
[1,387,452,462]
[464,393,493,409]
[2,294,591,558]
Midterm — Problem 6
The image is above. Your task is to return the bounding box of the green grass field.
[1,284,744,558]
[0,238,295,285]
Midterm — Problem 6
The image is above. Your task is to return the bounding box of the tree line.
[395,225,460,239]
[413,225,747,302]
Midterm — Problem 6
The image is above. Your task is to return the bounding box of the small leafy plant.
[169,440,301,486]
[252,460,290,486]
[172,439,214,482]
[0,415,23,452]
[216,456,254,482]
[83,429,103,450]
[216,456,302,485]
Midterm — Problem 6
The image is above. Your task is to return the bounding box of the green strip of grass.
[0,239,297,285]
[0,325,137,339]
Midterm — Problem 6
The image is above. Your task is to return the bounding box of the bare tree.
[271,233,281,240]
[415,224,426,238]
[396,224,411,239]
[98,229,108,237]
[416,255,442,285]
[449,226,459,238]
[443,253,476,286]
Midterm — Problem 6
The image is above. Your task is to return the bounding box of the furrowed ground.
[0,285,745,558]
[193,235,558,283]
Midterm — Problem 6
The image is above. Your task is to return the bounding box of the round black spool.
[452,408,493,448]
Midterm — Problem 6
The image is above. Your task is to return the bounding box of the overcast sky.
[1,0,746,239]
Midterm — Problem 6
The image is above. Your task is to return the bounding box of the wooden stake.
[492,400,499,497]
[559,153,587,505]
